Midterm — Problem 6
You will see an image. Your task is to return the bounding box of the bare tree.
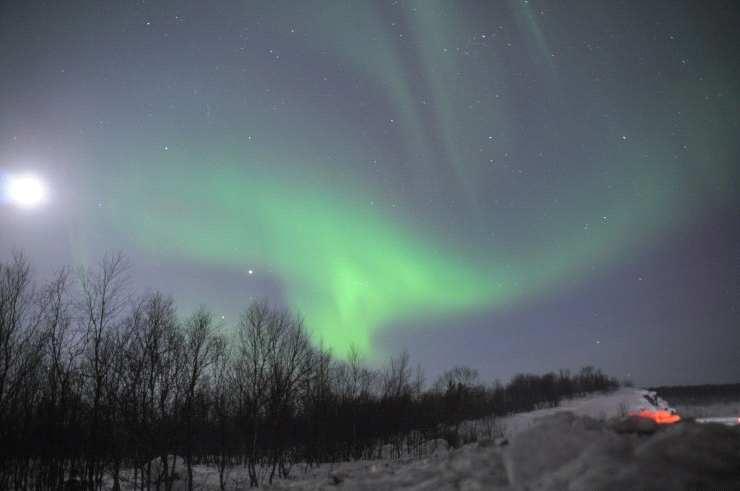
[266,309,313,482]
[210,339,233,491]
[0,253,46,489]
[77,252,130,490]
[432,366,480,394]
[232,301,314,486]
[0,253,38,418]
[383,349,413,399]
[38,267,82,489]
[233,301,272,487]
[134,292,182,491]
[181,307,221,491]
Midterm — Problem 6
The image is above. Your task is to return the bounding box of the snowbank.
[265,413,740,490]
[507,412,740,490]
[498,388,677,438]
[112,389,740,489]
[263,389,740,490]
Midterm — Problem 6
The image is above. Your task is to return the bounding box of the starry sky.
[1,1,738,386]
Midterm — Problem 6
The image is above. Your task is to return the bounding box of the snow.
[497,387,674,438]
[261,389,740,490]
[695,417,740,426]
[505,411,740,490]
[112,388,740,489]
[261,412,740,490]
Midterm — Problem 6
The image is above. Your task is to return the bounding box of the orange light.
[630,410,681,425]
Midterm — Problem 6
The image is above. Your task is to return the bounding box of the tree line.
[0,253,618,490]
[651,383,740,406]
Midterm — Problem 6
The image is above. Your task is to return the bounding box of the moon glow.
[4,173,48,209]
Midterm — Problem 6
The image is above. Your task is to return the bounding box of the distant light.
[4,173,48,209]
[248,269,254,275]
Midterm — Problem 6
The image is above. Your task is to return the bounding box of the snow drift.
[265,389,740,490]
[266,415,740,490]
[507,412,740,490]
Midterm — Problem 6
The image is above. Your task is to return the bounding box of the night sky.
[1,1,738,386]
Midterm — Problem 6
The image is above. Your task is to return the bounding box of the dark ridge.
[650,383,740,404]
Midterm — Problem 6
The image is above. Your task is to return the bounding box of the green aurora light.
[109,149,684,358]
[97,2,736,359]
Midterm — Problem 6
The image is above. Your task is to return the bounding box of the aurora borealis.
[1,1,738,384]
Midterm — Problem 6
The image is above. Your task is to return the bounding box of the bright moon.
[4,173,48,209]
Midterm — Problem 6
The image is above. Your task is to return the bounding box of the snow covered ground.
[117,388,740,490]
[495,387,674,438]
[260,388,740,490]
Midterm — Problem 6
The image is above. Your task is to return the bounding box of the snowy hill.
[499,387,675,437]
[119,388,739,490]
[261,388,740,490]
